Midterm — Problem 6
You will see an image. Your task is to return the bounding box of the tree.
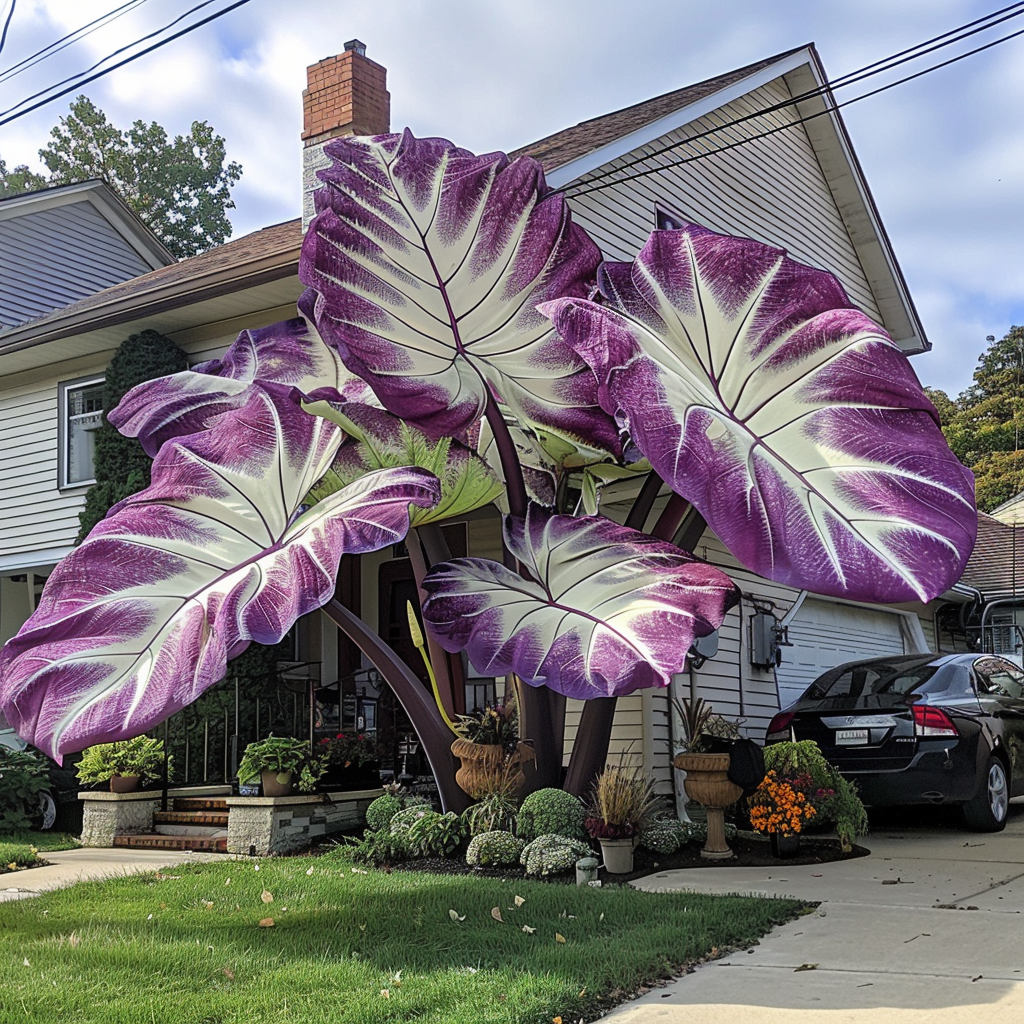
[942,327,1024,512]
[0,133,977,812]
[0,96,242,258]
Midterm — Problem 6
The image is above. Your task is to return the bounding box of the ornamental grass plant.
[585,761,658,840]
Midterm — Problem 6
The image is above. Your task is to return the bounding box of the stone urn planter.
[598,837,635,874]
[260,770,294,798]
[109,774,141,793]
[673,752,743,860]
[451,739,533,799]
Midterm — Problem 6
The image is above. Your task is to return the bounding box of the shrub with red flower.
[748,769,817,836]
[317,732,380,768]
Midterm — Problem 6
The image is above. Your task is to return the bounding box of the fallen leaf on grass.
[449,910,466,922]
[351,868,368,875]
[261,891,274,904]
[522,925,536,934]
[222,967,235,981]
[793,964,818,972]
[306,867,315,876]
[491,907,504,923]
[258,918,275,928]
[224,878,231,886]
[514,896,525,907]
[555,933,566,944]
[380,989,390,999]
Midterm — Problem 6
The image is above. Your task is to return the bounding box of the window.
[58,376,104,488]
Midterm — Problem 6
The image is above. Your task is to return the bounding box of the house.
[0,41,978,792]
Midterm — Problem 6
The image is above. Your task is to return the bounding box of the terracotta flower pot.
[260,770,294,797]
[673,752,743,860]
[599,838,634,874]
[451,739,532,799]
[109,774,141,793]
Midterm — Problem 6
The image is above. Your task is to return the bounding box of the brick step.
[172,798,229,812]
[113,834,227,853]
[155,810,228,827]
[154,823,227,838]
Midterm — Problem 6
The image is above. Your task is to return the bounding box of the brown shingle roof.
[511,46,807,172]
[961,514,1024,599]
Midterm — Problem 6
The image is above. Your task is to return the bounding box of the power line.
[0,0,150,86]
[560,22,1024,201]
[1,0,230,121]
[0,0,17,58]
[553,2,1024,198]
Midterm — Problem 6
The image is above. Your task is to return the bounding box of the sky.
[0,0,1021,399]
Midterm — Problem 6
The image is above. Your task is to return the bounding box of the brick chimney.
[301,39,390,228]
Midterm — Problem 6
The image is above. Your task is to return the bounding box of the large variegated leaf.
[109,316,362,456]
[543,224,976,603]
[300,389,503,525]
[421,506,738,700]
[0,384,440,761]
[297,130,620,455]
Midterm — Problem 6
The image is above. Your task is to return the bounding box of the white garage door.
[775,599,907,710]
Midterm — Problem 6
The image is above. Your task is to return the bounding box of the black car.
[765,653,1024,832]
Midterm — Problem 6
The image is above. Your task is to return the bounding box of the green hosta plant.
[408,810,467,857]
[466,830,524,867]
[237,735,325,793]
[75,736,167,786]
[0,748,50,833]
[389,804,434,839]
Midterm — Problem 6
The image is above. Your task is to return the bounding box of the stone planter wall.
[78,791,159,847]
[226,788,380,856]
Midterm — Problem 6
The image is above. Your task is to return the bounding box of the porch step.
[155,810,228,827]
[171,797,229,812]
[113,834,227,853]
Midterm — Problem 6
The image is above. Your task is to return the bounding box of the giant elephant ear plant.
[0,130,976,813]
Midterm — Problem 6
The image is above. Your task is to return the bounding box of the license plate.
[835,728,869,745]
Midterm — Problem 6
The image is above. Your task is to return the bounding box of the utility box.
[750,611,783,668]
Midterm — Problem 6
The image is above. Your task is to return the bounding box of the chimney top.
[343,39,366,56]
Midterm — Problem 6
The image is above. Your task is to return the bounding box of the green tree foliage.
[1,96,242,258]
[76,329,188,541]
[942,327,1024,513]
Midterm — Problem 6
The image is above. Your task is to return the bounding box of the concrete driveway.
[601,800,1024,1022]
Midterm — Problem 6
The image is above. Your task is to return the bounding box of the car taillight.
[912,705,958,738]
[766,712,795,743]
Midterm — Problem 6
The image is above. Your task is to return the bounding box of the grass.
[0,832,80,874]
[0,852,805,1023]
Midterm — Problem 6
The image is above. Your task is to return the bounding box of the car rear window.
[808,659,948,700]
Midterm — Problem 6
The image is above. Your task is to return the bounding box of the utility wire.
[560,21,1024,200]
[553,2,1024,197]
[1,0,230,121]
[0,0,150,86]
[0,0,17,58]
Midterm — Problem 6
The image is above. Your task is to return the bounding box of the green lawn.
[0,853,803,1023]
[0,832,80,875]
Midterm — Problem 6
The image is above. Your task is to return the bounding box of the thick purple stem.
[484,396,528,518]
[322,598,469,813]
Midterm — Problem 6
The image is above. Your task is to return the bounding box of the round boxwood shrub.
[466,830,525,867]
[520,833,592,876]
[516,788,587,842]
[365,794,403,832]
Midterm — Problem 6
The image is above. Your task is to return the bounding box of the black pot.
[770,832,800,858]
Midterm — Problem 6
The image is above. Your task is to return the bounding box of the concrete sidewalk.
[601,804,1024,1022]
[0,847,226,902]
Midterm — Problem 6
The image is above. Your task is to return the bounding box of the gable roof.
[991,492,1024,527]
[512,47,806,172]
[0,180,174,330]
[960,513,1024,600]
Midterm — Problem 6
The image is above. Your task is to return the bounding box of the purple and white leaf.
[298,130,620,454]
[543,224,976,603]
[109,316,365,456]
[0,384,440,761]
[421,506,738,700]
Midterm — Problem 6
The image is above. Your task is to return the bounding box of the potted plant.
[585,761,657,874]
[316,731,381,789]
[748,769,819,856]
[672,698,745,859]
[237,735,325,797]
[450,700,533,799]
[75,736,168,792]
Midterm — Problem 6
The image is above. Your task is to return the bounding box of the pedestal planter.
[451,741,533,799]
[260,770,294,797]
[109,774,141,793]
[770,832,801,858]
[673,752,743,860]
[599,838,634,874]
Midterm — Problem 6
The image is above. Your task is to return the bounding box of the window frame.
[57,374,105,490]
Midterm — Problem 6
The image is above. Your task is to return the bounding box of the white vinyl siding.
[565,77,881,322]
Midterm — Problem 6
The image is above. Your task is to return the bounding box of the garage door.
[775,599,906,710]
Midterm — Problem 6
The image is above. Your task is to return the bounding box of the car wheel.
[35,791,57,831]
[962,756,1009,832]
